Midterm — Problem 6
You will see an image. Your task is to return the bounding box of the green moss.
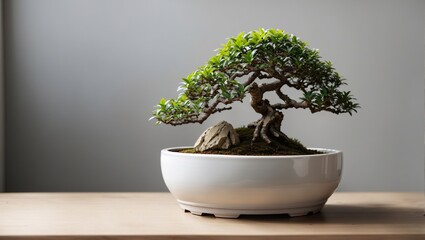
[180,127,322,156]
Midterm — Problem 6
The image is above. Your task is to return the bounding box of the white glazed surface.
[161,147,342,216]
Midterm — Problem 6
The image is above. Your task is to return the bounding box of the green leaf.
[243,51,253,63]
[220,86,231,99]
[238,83,245,94]
[159,98,166,105]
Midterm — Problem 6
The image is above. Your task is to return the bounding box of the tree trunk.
[248,83,289,144]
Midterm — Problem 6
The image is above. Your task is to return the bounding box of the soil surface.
[180,127,322,156]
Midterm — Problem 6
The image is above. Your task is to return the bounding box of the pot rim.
[162,146,342,159]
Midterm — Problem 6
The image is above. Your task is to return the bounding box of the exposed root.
[249,109,289,145]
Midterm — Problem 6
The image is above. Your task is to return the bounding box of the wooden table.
[0,192,423,239]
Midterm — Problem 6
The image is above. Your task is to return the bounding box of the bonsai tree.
[152,28,359,146]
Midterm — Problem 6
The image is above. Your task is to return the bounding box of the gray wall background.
[0,0,4,192]
[4,0,425,192]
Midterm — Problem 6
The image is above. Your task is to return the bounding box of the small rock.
[194,121,240,152]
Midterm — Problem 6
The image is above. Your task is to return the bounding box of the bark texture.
[248,83,289,144]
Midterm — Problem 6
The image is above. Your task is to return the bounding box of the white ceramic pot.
[161,147,342,218]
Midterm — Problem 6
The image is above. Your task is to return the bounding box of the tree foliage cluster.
[152,28,359,127]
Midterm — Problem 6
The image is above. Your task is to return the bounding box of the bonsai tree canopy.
[152,28,359,145]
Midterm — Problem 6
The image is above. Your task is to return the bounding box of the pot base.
[179,202,325,219]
